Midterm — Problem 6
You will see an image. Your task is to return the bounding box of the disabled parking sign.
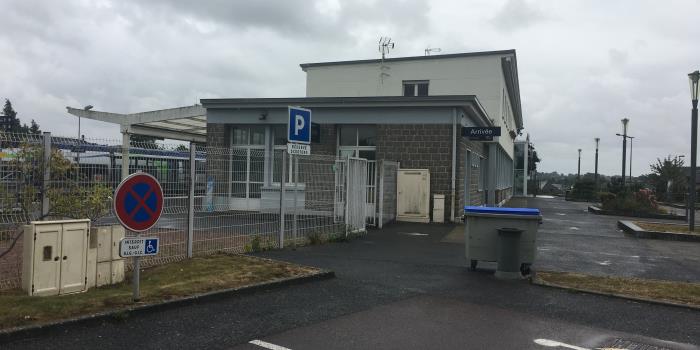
[119,237,160,257]
[114,172,164,232]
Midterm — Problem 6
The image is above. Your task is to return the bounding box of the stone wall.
[376,124,456,222]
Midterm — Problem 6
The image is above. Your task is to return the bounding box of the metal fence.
[0,132,396,290]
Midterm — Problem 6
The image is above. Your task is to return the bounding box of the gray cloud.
[1,0,700,176]
[490,0,548,32]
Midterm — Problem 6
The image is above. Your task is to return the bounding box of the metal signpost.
[285,106,312,247]
[114,172,164,302]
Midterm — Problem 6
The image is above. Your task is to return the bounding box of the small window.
[339,126,358,146]
[403,80,429,96]
[232,127,248,145]
[42,246,52,261]
[272,125,287,145]
[357,126,376,146]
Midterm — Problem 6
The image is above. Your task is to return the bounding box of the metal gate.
[377,160,399,228]
[345,157,368,233]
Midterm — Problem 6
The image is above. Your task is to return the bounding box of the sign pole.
[133,248,140,302]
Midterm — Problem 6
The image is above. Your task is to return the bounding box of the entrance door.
[32,224,62,296]
[59,222,88,294]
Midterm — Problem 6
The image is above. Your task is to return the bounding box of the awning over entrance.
[66,105,207,143]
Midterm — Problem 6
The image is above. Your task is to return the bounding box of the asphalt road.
[2,197,699,349]
[532,197,700,282]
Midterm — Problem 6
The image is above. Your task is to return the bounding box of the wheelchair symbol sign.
[119,237,160,257]
[144,239,158,255]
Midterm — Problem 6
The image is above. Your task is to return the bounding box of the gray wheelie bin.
[464,206,542,275]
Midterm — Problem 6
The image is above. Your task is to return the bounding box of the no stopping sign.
[114,172,164,232]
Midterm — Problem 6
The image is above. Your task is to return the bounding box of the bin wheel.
[470,260,478,271]
[520,263,532,276]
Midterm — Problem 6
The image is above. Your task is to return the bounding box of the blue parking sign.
[288,106,311,144]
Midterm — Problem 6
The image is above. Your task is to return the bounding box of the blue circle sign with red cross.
[114,172,164,232]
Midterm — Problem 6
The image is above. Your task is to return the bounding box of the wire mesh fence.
[0,132,396,290]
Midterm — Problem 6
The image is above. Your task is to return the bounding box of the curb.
[531,276,700,312]
[588,206,686,221]
[0,269,335,343]
[617,220,700,242]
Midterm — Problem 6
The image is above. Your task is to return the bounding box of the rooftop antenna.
[425,47,442,56]
[379,37,395,60]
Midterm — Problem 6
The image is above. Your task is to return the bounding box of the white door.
[32,224,62,296]
[397,169,430,222]
[59,222,88,294]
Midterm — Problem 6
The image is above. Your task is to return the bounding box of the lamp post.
[594,138,600,189]
[629,136,635,183]
[577,149,582,179]
[620,118,629,186]
[688,70,699,231]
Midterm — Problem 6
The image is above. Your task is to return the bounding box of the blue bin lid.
[464,206,540,216]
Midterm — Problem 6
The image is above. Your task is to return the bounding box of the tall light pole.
[620,118,629,186]
[628,136,635,183]
[688,70,699,231]
[577,149,582,179]
[594,138,600,190]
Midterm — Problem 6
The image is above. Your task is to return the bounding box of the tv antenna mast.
[425,47,442,56]
[379,37,395,60]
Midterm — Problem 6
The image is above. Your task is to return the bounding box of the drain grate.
[597,338,672,350]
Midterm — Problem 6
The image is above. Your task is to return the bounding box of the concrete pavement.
[532,196,700,282]
[2,197,699,349]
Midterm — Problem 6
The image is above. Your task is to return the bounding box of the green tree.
[649,155,686,202]
[2,99,21,133]
[29,119,40,134]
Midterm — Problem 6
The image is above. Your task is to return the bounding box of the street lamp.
[620,118,629,186]
[594,138,600,189]
[628,136,635,183]
[688,70,699,231]
[577,149,582,179]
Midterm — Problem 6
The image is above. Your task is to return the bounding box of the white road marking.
[534,338,590,350]
[596,260,611,266]
[556,213,567,216]
[249,340,293,350]
[402,232,429,236]
[569,227,580,230]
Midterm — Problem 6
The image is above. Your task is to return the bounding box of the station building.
[69,49,528,223]
[203,49,524,222]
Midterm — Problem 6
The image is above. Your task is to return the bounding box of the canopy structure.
[66,105,206,143]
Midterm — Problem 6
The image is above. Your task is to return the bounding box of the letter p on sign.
[294,114,305,135]
[288,106,311,144]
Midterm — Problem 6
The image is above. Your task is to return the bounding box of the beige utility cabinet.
[91,225,125,287]
[22,220,90,296]
[397,169,430,223]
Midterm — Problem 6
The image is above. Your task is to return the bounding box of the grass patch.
[0,254,320,330]
[634,221,700,235]
[535,271,700,308]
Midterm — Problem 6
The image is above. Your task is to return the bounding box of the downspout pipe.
[451,108,457,222]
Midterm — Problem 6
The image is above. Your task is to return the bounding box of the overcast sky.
[1,0,698,176]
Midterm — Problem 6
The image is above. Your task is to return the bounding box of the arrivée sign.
[461,127,502,141]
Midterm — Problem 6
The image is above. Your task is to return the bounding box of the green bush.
[600,189,661,214]
[570,179,597,200]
